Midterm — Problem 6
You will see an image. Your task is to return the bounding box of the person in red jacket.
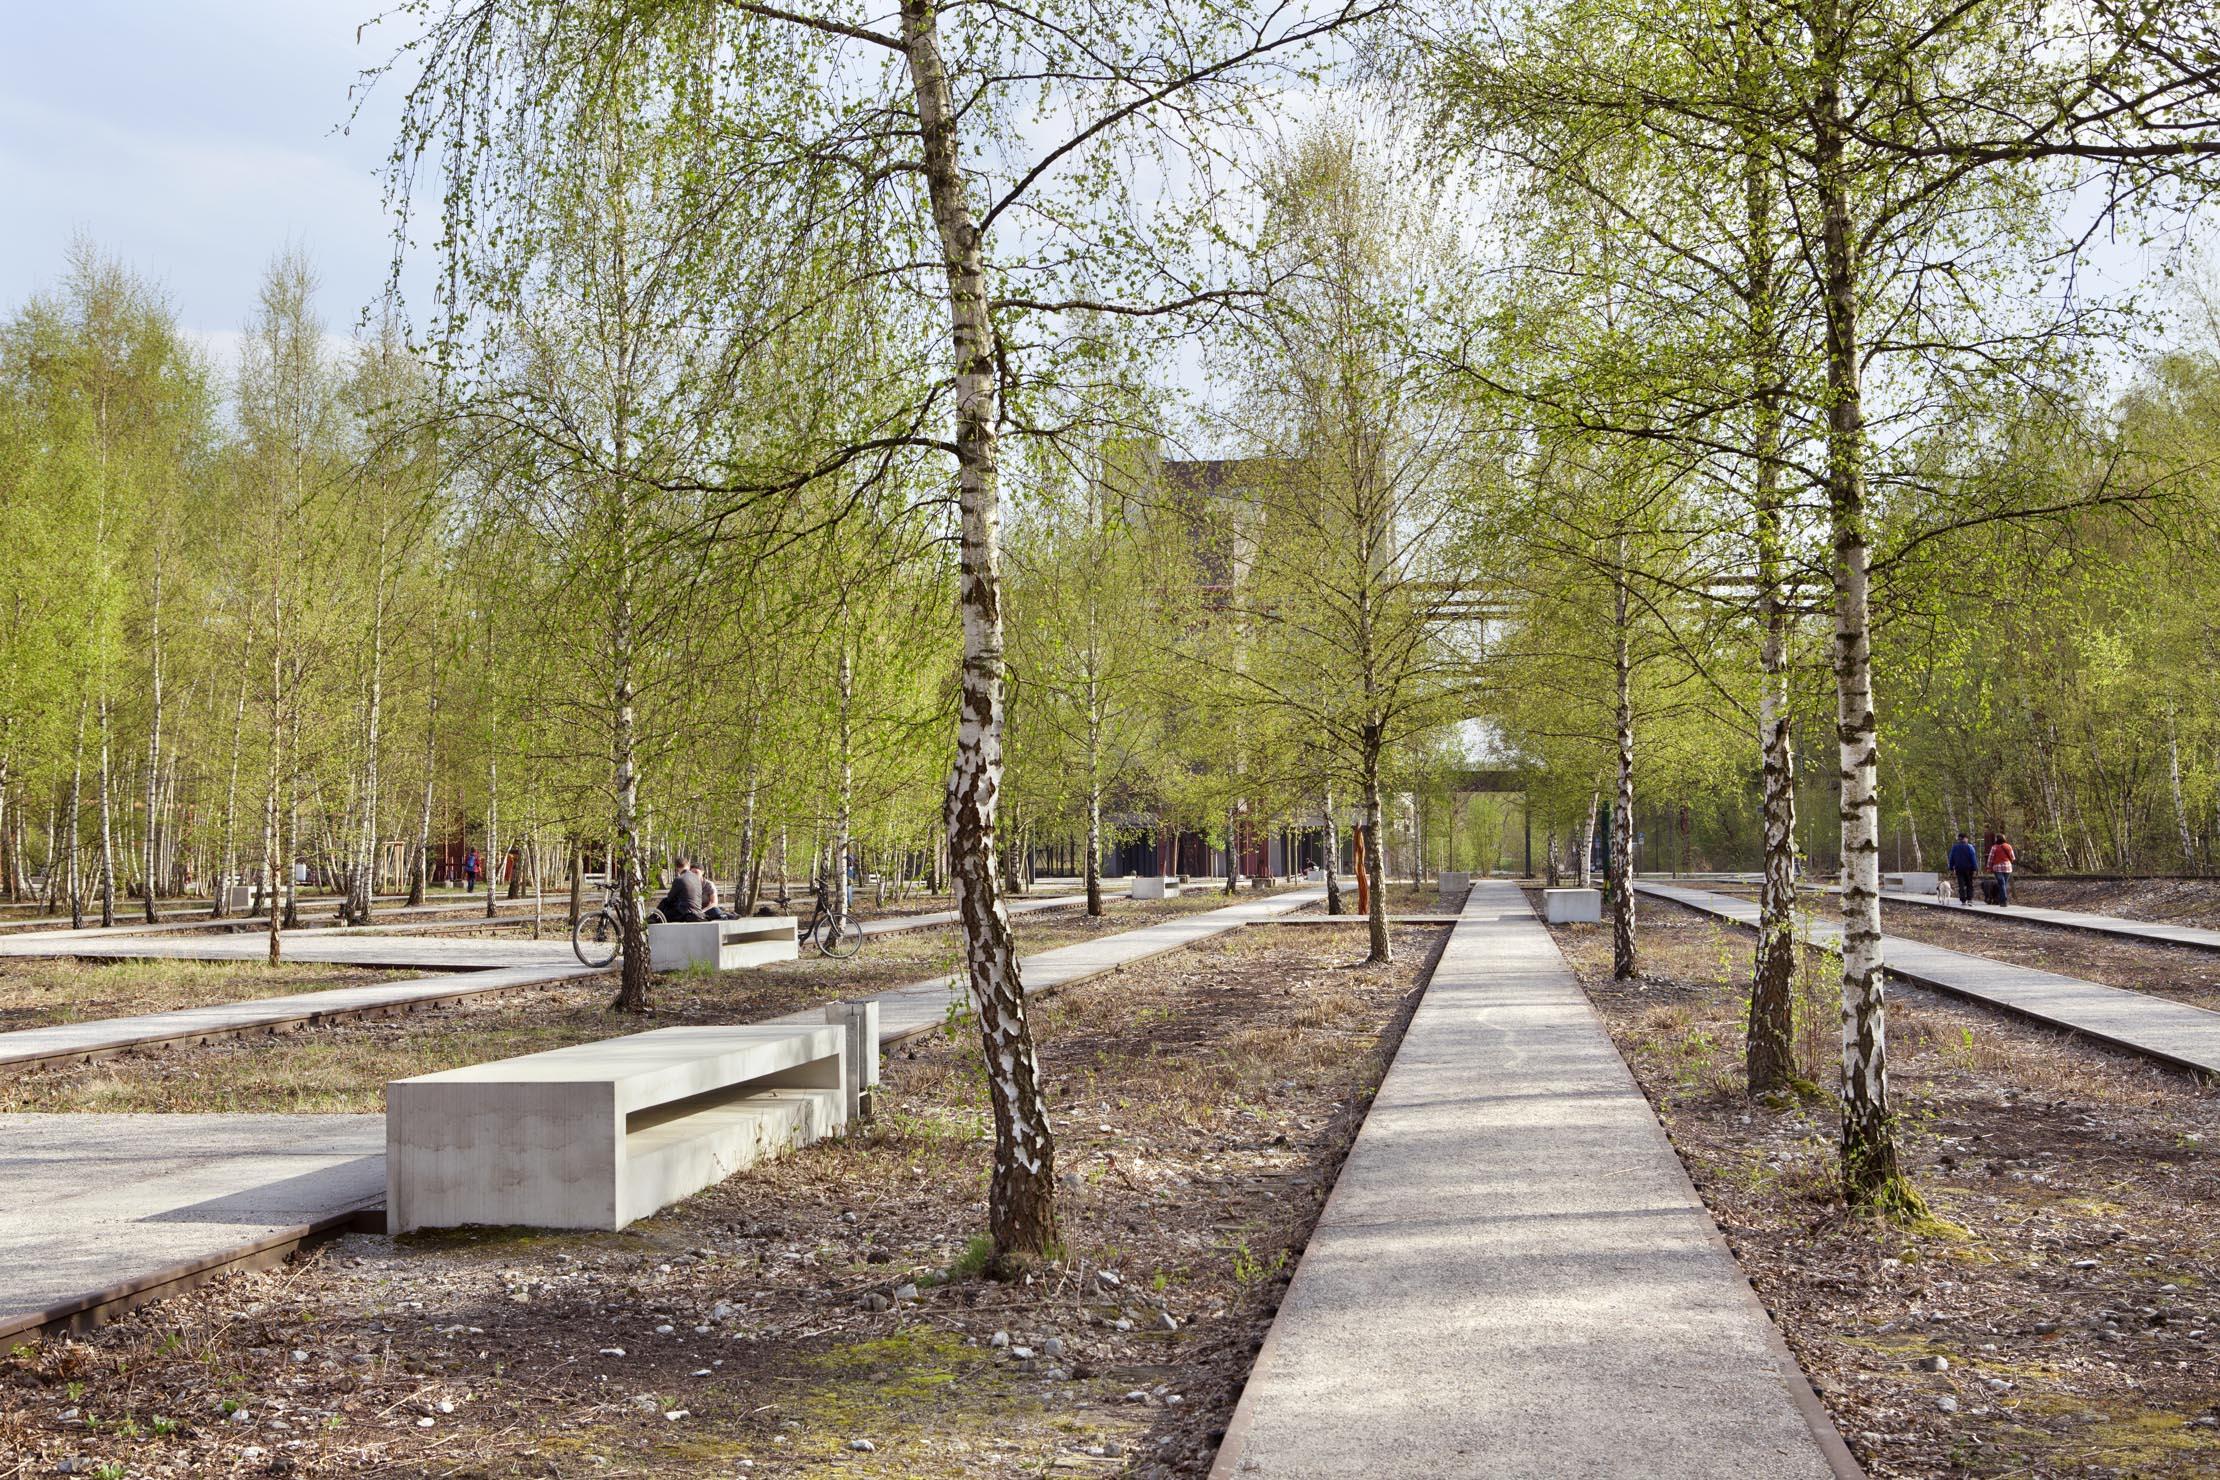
[1986,833,2016,908]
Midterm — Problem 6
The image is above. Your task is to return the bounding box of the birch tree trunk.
[609,562,652,1012]
[1610,560,1638,981]
[1745,130,1799,1092]
[484,747,500,922]
[1323,782,1344,915]
[1362,755,1391,963]
[1223,801,1239,897]
[904,0,1057,1260]
[1084,705,1103,918]
[142,562,164,922]
[1816,34,1912,1210]
[265,603,283,963]
[411,688,437,908]
[282,698,302,931]
[97,698,117,929]
[737,760,760,914]
[217,635,250,917]
[1750,492,1800,1094]
[1579,783,1599,890]
[356,526,389,924]
[2169,708,2197,868]
[66,697,86,931]
[836,637,853,925]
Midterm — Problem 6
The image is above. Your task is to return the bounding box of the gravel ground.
[1550,901,2220,1479]
[0,920,1442,1478]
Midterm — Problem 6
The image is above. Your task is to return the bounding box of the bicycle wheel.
[572,908,621,968]
[816,913,865,960]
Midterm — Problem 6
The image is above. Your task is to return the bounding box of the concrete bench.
[1542,887,1602,923]
[1129,875,1179,900]
[647,914,797,972]
[1885,871,1940,894]
[386,1009,870,1232]
[1438,870,1472,900]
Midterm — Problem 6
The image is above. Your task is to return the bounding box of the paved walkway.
[0,887,1323,1336]
[1640,883,2220,1077]
[1878,888,2220,953]
[0,889,1184,1073]
[1213,880,1854,1479]
[0,1114,384,1338]
[0,964,596,1074]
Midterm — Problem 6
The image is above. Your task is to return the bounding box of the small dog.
[1935,875,1954,906]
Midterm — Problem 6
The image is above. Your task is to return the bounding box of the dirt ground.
[0,958,417,1033]
[2013,879,2220,932]
[0,894,1292,1115]
[1880,902,2220,1012]
[0,921,1441,1479]
[1550,901,2220,1479]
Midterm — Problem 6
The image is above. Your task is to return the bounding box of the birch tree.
[381,0,1388,1262]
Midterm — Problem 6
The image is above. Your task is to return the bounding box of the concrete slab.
[1640,883,2220,1077]
[1213,881,1852,1480]
[646,915,799,971]
[1543,887,1603,923]
[0,1114,383,1337]
[387,1023,847,1232]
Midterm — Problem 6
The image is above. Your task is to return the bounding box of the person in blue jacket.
[1947,833,1978,905]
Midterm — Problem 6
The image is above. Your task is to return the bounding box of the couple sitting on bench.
[656,857,731,922]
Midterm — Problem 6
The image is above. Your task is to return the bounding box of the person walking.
[462,847,480,893]
[1947,832,1978,905]
[1986,833,2016,908]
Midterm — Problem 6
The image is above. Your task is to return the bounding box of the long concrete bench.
[386,1013,866,1233]
[1129,875,1179,900]
[647,914,798,971]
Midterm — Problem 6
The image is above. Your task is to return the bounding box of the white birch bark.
[1610,558,1638,981]
[96,697,117,929]
[904,0,1057,1257]
[142,560,164,923]
[1816,29,1908,1204]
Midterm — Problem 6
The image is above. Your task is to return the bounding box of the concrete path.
[1213,881,1854,1479]
[0,887,1323,1336]
[0,889,1191,1074]
[1640,883,2220,1077]
[0,1114,384,1339]
[1878,888,2220,954]
[791,886,1325,1043]
[0,929,585,971]
[0,964,597,1075]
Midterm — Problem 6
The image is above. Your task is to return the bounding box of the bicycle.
[803,876,865,959]
[571,885,664,968]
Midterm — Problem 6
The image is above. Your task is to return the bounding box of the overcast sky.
[2,1,416,359]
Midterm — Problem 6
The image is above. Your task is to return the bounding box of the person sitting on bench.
[655,857,729,922]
